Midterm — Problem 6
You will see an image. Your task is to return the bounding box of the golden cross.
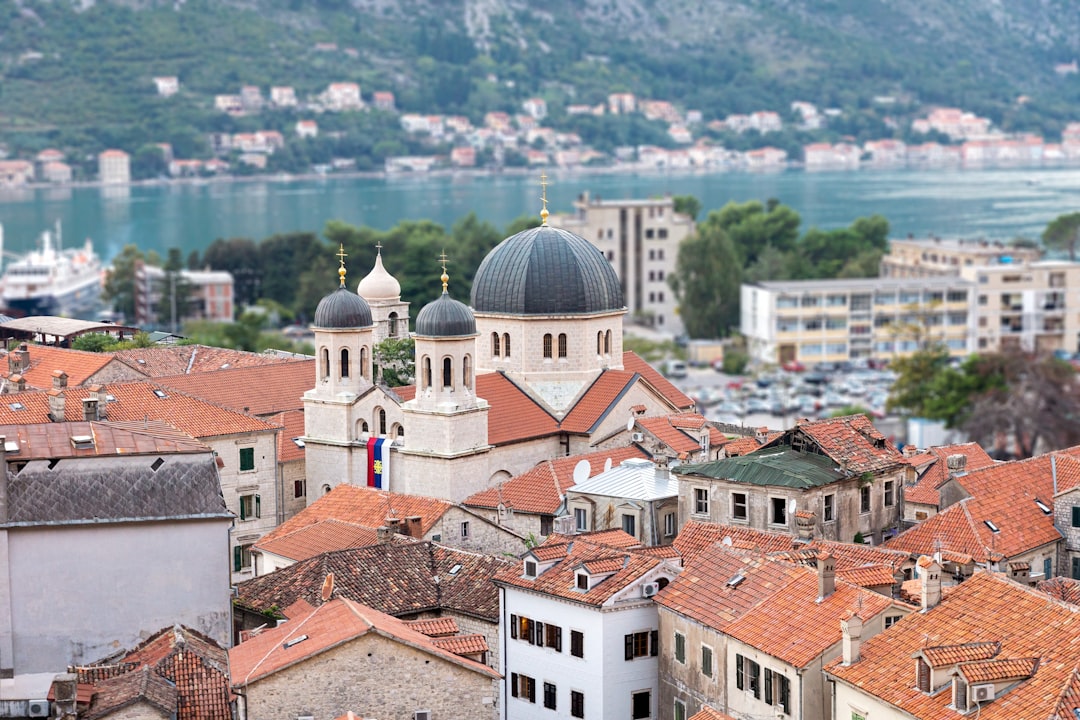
[375,240,383,254]
[336,244,348,287]
[439,250,449,292]
[540,173,550,226]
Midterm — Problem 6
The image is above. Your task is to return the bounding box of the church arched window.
[443,357,453,389]
[605,330,612,355]
[340,348,350,378]
[359,347,368,379]
[463,354,472,389]
[597,331,603,355]
[422,356,432,390]
[375,407,387,436]
[321,348,329,379]
[558,333,568,358]
[543,334,553,359]
[503,333,511,357]
[492,332,500,357]
[388,312,399,338]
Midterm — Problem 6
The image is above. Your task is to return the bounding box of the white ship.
[0,221,103,318]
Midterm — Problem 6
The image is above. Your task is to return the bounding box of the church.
[302,203,694,503]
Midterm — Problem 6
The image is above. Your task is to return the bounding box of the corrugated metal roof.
[677,446,846,488]
[568,457,678,500]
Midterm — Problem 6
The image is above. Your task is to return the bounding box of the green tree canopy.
[668,211,743,338]
[1043,212,1080,261]
[673,194,702,221]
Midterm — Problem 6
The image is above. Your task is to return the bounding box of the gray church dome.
[314,253,373,329]
[416,270,476,337]
[470,225,624,315]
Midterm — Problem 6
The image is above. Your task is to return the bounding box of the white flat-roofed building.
[741,276,976,366]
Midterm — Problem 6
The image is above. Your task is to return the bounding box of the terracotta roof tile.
[82,667,176,720]
[429,633,489,656]
[403,618,459,637]
[495,538,669,606]
[236,542,510,622]
[270,409,306,463]
[959,657,1039,683]
[836,564,899,588]
[722,436,766,456]
[561,371,637,433]
[463,446,647,514]
[905,443,997,507]
[689,706,738,720]
[255,485,450,548]
[827,572,1080,720]
[113,345,303,377]
[0,420,209,458]
[477,372,559,445]
[922,641,1001,666]
[622,351,695,410]
[255,520,382,562]
[770,414,905,475]
[229,598,499,686]
[7,345,117,388]
[1038,577,1080,605]
[155,361,314,415]
[637,416,701,454]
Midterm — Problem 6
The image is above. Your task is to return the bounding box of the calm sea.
[0,166,1077,263]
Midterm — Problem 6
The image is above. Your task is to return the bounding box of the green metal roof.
[676,446,847,489]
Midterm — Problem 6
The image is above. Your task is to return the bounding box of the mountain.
[3,0,1080,163]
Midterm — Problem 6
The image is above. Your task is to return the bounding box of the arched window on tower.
[597,331,603,355]
[377,408,387,436]
[321,348,330,379]
[558,333,568,358]
[543,334,553,359]
[443,357,453,389]
[605,330,612,355]
[492,332,501,357]
[503,333,511,357]
[422,356,432,390]
[359,347,368,379]
[463,354,472,389]
[358,420,369,437]
[388,312,399,337]
[340,348,350,378]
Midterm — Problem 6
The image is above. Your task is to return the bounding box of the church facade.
[302,214,694,504]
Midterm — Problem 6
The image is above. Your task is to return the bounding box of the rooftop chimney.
[8,344,28,374]
[795,510,815,541]
[50,673,78,720]
[376,525,394,544]
[9,374,25,393]
[88,384,108,418]
[946,454,967,476]
[818,551,836,599]
[51,370,68,390]
[47,389,65,422]
[403,515,424,538]
[902,444,919,458]
[920,557,942,611]
[82,397,100,422]
[841,614,863,665]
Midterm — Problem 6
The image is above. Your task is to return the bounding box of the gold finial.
[439,250,449,293]
[336,244,348,287]
[540,173,550,226]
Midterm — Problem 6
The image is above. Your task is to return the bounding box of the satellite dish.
[789,499,797,513]
[604,458,613,472]
[722,536,733,546]
[573,459,591,485]
[626,417,635,432]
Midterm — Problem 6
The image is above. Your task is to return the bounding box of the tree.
[715,199,801,267]
[201,237,261,307]
[103,244,158,324]
[374,337,415,387]
[159,248,195,333]
[1042,212,1080,261]
[71,333,119,352]
[673,194,701,221]
[668,211,743,338]
[886,344,951,417]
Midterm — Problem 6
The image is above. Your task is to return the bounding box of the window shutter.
[736,655,744,690]
[765,669,773,705]
[535,621,543,646]
[239,498,246,521]
[511,673,518,698]
[255,494,261,519]
[555,626,562,652]
[233,545,242,572]
[650,630,659,657]
[625,634,634,661]
[510,615,518,639]
[528,677,536,703]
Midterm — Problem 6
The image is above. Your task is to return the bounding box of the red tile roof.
[229,598,500,686]
[477,372,559,445]
[255,519,383,562]
[113,345,303,377]
[672,521,798,561]
[430,633,489,656]
[155,361,314,415]
[5,345,117,388]
[836,564,899,588]
[561,370,637,433]
[403,617,459,637]
[922,641,1001,666]
[721,436,765,456]
[83,667,175,720]
[0,420,209,458]
[637,415,701,455]
[270,409,306,463]
[689,707,738,720]
[772,414,905,475]
[885,452,1080,562]
[959,657,1039,683]
[905,443,997,507]
[463,445,647,514]
[1037,577,1080,605]
[622,351,695,409]
[827,572,1080,720]
[255,485,450,550]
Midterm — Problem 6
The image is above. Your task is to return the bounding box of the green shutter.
[736,654,744,690]
[650,629,659,657]
[1073,506,1080,527]
[239,498,246,521]
[765,668,773,705]
[255,494,261,519]
[233,545,242,572]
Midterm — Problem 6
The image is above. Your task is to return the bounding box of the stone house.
[900,442,996,524]
[655,543,907,720]
[0,421,231,689]
[230,598,500,720]
[825,571,1080,720]
[494,531,681,720]
[675,415,908,545]
[234,541,510,669]
[566,457,680,546]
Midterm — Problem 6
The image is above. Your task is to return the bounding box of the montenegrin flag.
[367,437,389,490]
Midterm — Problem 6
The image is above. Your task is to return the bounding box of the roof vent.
[984,520,1000,533]
[726,572,746,588]
[70,435,94,450]
[4,440,19,454]
[282,634,309,649]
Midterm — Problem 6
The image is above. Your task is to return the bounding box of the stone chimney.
[920,557,942,611]
[795,510,816,541]
[1008,561,1031,585]
[51,369,68,390]
[903,444,919,458]
[403,515,424,538]
[47,389,65,422]
[82,397,100,422]
[8,374,25,393]
[51,673,78,720]
[946,454,967,476]
[755,426,769,443]
[376,525,394,544]
[7,344,29,374]
[840,614,863,665]
[818,551,836,599]
[88,384,108,418]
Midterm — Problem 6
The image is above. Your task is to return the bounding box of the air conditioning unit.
[971,684,995,703]
[27,700,49,718]
[641,581,660,598]
[631,432,645,442]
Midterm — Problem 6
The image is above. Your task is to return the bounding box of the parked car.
[782,360,806,372]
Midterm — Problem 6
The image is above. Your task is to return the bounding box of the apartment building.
[970,261,1080,354]
[741,276,975,366]
[880,237,1041,279]
[550,192,695,337]
[98,149,131,185]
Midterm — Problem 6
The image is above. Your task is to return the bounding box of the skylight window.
[282,634,308,649]
[1035,499,1052,514]
[7,403,24,411]
[448,563,462,576]
[984,520,1000,533]
[292,437,306,448]
[726,573,746,588]
[152,389,168,399]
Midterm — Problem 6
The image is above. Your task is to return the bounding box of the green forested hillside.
[3,0,1080,171]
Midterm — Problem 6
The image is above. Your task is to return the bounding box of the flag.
[367,437,389,490]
